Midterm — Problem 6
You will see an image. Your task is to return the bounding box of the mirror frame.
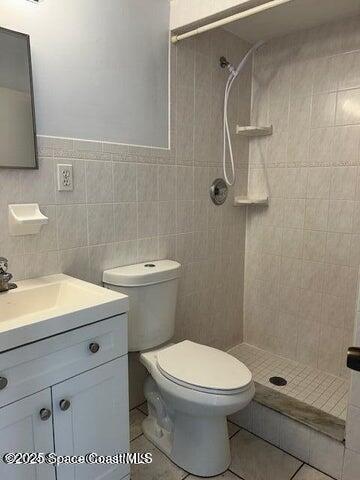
[0,26,38,170]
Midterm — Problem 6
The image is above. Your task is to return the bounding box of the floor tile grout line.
[228,467,246,479]
[231,427,307,467]
[301,461,338,480]
[130,432,144,443]
[289,463,305,480]
[136,406,147,415]
[131,400,147,411]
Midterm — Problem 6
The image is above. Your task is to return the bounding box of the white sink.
[0,274,128,352]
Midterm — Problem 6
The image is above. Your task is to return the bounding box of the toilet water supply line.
[223,40,264,186]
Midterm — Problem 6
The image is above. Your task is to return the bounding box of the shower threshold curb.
[254,382,345,443]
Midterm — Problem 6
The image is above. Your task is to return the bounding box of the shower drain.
[269,376,287,387]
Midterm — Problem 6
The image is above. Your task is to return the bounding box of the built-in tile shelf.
[235,125,273,137]
[234,196,269,206]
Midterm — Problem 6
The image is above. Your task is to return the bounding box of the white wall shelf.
[236,125,273,137]
[234,196,268,206]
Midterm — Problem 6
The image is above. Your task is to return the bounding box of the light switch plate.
[57,164,73,191]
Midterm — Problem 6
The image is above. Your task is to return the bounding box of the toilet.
[103,260,254,477]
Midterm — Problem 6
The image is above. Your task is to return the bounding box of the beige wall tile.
[59,247,90,282]
[20,158,55,205]
[330,167,357,200]
[57,205,88,249]
[336,89,360,125]
[113,162,137,203]
[282,228,303,258]
[328,200,354,233]
[325,232,351,265]
[311,93,337,128]
[283,199,305,228]
[301,261,325,292]
[306,167,332,199]
[87,204,115,245]
[332,126,360,166]
[305,199,329,230]
[303,230,327,262]
[114,203,138,241]
[86,161,113,204]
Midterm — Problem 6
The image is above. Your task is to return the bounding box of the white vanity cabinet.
[0,315,130,480]
[53,357,129,480]
[0,389,56,480]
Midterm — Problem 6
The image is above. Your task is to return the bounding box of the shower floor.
[229,343,349,425]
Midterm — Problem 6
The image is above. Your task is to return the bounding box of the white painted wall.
[0,0,170,148]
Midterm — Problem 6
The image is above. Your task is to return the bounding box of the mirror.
[0,27,37,169]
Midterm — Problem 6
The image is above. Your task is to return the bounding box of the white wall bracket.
[9,204,48,236]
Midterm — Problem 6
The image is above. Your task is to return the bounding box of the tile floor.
[130,404,335,480]
[229,344,349,420]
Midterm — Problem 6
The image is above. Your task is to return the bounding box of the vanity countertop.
[0,274,128,352]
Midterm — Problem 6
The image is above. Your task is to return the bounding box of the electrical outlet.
[57,164,73,191]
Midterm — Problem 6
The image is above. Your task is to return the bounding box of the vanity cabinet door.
[0,389,55,480]
[52,356,129,480]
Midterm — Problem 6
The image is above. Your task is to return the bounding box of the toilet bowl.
[103,260,254,477]
[140,341,254,477]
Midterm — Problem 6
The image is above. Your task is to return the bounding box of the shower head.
[219,56,230,69]
[220,56,237,76]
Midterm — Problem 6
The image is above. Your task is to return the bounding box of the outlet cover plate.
[57,164,73,191]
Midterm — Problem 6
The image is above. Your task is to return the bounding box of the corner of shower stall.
[227,341,349,479]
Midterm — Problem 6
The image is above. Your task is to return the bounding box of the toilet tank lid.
[103,260,181,287]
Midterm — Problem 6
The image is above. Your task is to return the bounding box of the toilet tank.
[103,260,181,352]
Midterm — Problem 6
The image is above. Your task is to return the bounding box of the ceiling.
[224,0,360,43]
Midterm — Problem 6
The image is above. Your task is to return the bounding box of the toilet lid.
[157,341,252,394]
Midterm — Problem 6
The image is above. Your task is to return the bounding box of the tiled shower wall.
[0,28,251,352]
[245,15,360,377]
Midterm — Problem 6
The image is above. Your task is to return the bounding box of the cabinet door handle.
[89,342,100,354]
[0,377,8,391]
[39,408,52,421]
[59,399,71,411]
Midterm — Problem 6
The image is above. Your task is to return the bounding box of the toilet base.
[142,405,231,477]
[142,415,172,457]
[140,349,254,477]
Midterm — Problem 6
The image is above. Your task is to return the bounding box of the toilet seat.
[156,340,252,395]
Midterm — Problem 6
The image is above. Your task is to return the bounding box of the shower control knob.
[347,347,360,372]
[210,178,228,206]
[89,342,100,354]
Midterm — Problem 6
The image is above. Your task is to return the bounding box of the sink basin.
[0,274,128,352]
[1,281,113,321]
